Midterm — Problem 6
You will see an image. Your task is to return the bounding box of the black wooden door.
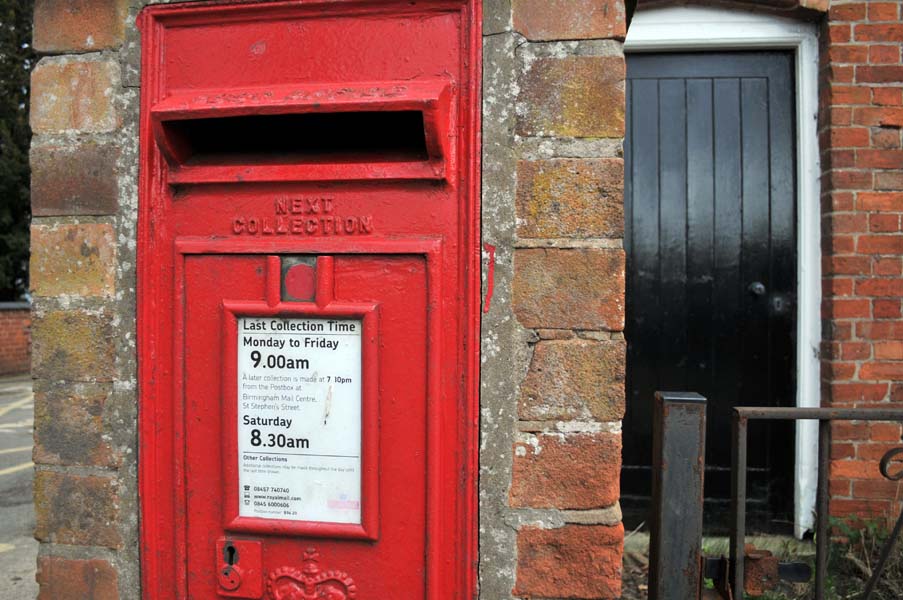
[622,52,798,531]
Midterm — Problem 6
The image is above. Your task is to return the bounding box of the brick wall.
[820,1,903,524]
[0,304,31,375]
[481,1,627,598]
[29,0,138,598]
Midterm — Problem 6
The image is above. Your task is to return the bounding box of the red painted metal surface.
[136,2,481,598]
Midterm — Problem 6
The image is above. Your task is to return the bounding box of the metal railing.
[648,392,903,599]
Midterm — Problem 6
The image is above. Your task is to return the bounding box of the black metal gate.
[649,391,903,599]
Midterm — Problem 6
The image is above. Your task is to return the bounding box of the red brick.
[854,106,903,127]
[513,248,625,330]
[832,64,855,83]
[871,422,903,442]
[832,106,853,125]
[30,58,119,134]
[31,142,120,216]
[37,557,118,600]
[860,361,903,379]
[831,322,854,341]
[853,479,903,500]
[869,45,900,64]
[829,3,867,22]
[858,441,901,460]
[855,149,903,169]
[858,321,903,339]
[858,235,903,254]
[854,24,903,42]
[872,128,901,150]
[856,279,903,297]
[841,342,871,359]
[830,478,852,497]
[512,0,626,41]
[822,340,841,361]
[869,214,899,232]
[833,421,870,441]
[828,234,855,253]
[830,299,871,318]
[829,23,852,43]
[829,46,869,65]
[831,383,888,403]
[829,212,868,233]
[832,443,856,460]
[868,2,899,22]
[827,362,857,380]
[831,126,870,147]
[831,459,881,479]
[519,339,625,421]
[34,470,121,548]
[831,191,856,210]
[511,432,621,509]
[517,56,625,138]
[515,524,623,599]
[0,309,30,375]
[830,498,895,519]
[860,192,903,210]
[874,299,902,318]
[858,66,903,84]
[876,172,903,190]
[873,256,902,275]
[831,149,856,168]
[827,277,854,296]
[33,0,129,53]
[829,169,872,189]
[873,88,903,106]
[826,256,869,275]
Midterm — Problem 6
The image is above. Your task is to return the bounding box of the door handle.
[748,281,766,296]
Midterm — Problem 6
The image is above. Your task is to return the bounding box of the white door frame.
[625,5,822,538]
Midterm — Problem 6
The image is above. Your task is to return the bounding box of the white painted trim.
[625,6,822,539]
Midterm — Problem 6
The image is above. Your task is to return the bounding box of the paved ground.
[0,374,37,599]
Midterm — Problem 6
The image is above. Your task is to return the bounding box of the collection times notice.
[237,316,362,524]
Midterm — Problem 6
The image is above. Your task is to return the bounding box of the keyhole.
[224,542,239,565]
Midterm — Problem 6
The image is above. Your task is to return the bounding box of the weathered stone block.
[33,0,129,53]
[32,310,115,382]
[515,524,624,599]
[519,339,625,421]
[511,432,621,509]
[37,556,118,600]
[34,470,121,548]
[31,58,119,134]
[31,224,116,297]
[33,383,119,467]
[513,248,625,330]
[31,142,120,216]
[513,0,626,41]
[516,158,624,239]
[517,56,625,138]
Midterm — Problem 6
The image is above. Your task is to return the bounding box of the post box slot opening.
[161,110,429,166]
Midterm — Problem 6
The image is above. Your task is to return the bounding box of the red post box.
[137,2,480,598]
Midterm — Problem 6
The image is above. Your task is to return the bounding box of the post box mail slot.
[137,2,480,599]
[150,80,455,183]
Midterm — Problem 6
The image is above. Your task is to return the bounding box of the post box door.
[181,252,431,597]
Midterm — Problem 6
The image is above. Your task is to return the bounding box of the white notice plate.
[236,316,362,524]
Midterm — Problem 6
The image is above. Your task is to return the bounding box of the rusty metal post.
[815,418,830,600]
[649,392,707,600]
[729,412,748,599]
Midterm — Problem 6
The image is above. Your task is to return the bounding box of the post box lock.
[216,539,263,598]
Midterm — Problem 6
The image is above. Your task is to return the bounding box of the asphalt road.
[0,374,37,599]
